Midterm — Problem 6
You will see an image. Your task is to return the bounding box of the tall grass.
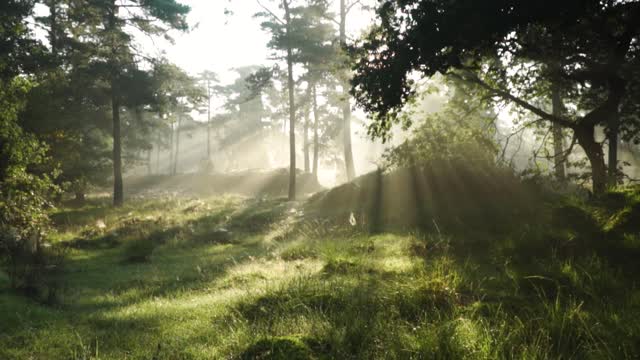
[1,187,639,359]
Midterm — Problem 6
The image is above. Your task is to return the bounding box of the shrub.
[0,77,62,300]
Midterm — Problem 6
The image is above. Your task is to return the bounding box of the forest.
[1,0,640,359]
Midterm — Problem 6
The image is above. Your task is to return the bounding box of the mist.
[2,1,640,359]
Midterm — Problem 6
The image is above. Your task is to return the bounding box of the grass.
[1,186,640,359]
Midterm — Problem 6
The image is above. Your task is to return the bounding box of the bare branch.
[346,0,362,14]
[255,0,285,25]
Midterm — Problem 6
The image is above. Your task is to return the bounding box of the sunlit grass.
[2,189,640,359]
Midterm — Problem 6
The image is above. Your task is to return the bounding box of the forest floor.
[1,185,640,359]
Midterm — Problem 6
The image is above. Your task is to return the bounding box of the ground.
[1,186,640,359]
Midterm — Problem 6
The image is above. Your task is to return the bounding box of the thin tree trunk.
[155,137,160,174]
[608,120,619,186]
[168,122,174,174]
[173,113,182,175]
[340,0,356,182]
[304,110,310,173]
[75,191,85,203]
[48,0,58,58]
[284,0,296,200]
[342,101,355,180]
[147,148,152,175]
[312,82,320,179]
[551,84,566,182]
[207,79,211,160]
[111,81,123,206]
[109,2,123,207]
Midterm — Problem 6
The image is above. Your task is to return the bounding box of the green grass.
[2,188,640,359]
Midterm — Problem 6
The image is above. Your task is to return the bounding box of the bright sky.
[157,0,374,83]
[161,1,269,82]
[33,0,373,82]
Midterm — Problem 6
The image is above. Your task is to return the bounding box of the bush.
[0,77,62,300]
[1,229,67,303]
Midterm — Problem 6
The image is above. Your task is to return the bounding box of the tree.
[295,1,338,179]
[338,0,357,181]
[198,70,219,167]
[352,0,640,194]
[0,1,47,81]
[383,78,498,169]
[256,0,302,200]
[151,62,203,175]
[83,0,190,206]
[21,72,113,201]
[0,77,60,290]
[217,66,270,150]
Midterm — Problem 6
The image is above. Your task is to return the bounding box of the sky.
[161,1,270,82]
[155,0,374,83]
[130,0,375,120]
[33,0,374,81]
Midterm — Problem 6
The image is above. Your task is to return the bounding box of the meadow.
[2,184,640,359]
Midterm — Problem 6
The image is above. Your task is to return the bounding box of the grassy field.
[1,187,640,359]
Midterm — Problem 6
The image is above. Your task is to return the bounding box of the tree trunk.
[575,124,606,195]
[168,123,174,174]
[108,1,123,207]
[551,84,566,182]
[173,113,182,175]
[342,101,355,181]
[111,84,123,206]
[606,69,627,187]
[48,0,58,58]
[608,119,619,186]
[147,148,152,175]
[155,135,160,174]
[75,191,85,203]
[340,0,356,182]
[304,110,310,173]
[312,82,320,179]
[207,79,211,160]
[284,0,296,200]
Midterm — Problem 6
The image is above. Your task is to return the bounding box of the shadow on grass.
[52,198,293,315]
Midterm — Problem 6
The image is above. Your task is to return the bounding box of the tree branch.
[450,71,576,129]
[346,0,362,14]
[255,0,285,25]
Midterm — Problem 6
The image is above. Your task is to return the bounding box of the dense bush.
[0,77,61,297]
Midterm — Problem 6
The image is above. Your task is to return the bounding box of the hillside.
[2,169,639,359]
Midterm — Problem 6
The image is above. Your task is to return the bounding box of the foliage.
[0,0,47,81]
[383,79,498,169]
[352,0,640,193]
[0,76,60,292]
